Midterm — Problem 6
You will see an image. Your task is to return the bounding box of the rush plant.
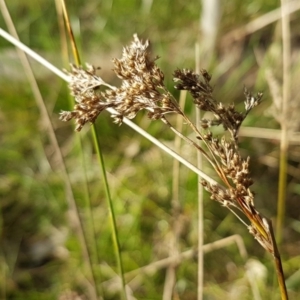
[59,35,288,299]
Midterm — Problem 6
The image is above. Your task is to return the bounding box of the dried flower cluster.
[174,69,263,141]
[59,64,112,131]
[60,34,178,131]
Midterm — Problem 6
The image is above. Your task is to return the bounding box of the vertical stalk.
[195,43,204,300]
[91,127,127,300]
[55,1,103,296]
[60,1,127,298]
[276,0,291,244]
[267,218,288,300]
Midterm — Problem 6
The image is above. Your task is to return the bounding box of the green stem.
[276,146,288,243]
[57,1,102,296]
[276,0,291,244]
[91,126,127,300]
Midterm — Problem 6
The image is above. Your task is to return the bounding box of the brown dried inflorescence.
[60,34,177,131]
[174,69,263,141]
[59,64,111,131]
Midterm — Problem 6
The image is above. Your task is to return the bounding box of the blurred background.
[0,0,300,299]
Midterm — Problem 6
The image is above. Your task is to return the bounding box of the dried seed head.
[174,69,263,141]
[201,180,235,207]
[60,35,181,130]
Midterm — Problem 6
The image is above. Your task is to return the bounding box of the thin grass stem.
[0,28,69,81]
[60,1,126,298]
[58,2,105,298]
[266,218,288,300]
[195,42,204,300]
[91,126,127,300]
[56,1,103,297]
[276,0,291,245]
[60,0,81,65]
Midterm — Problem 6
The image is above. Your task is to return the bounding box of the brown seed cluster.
[172,69,276,254]
[205,134,253,188]
[200,180,235,207]
[107,34,178,124]
[59,64,111,131]
[200,134,255,211]
[60,35,178,130]
[173,68,213,106]
[174,69,263,141]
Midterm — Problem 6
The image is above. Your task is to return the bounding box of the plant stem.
[56,2,103,295]
[276,0,291,244]
[60,1,126,298]
[91,126,127,300]
[266,218,288,300]
[195,43,204,300]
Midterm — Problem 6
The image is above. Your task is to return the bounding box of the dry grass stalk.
[60,34,288,299]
